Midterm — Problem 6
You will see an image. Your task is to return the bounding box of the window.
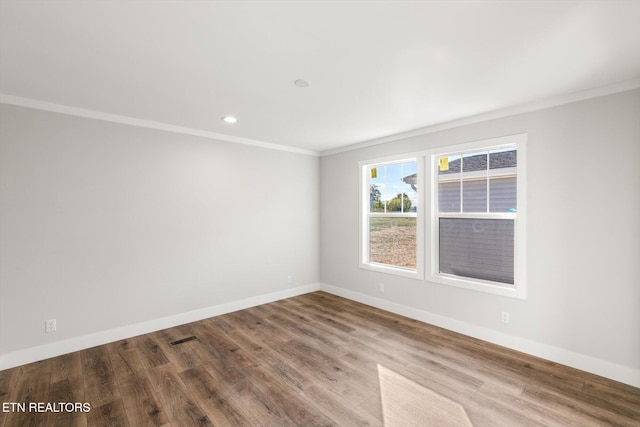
[434,146,518,284]
[360,156,423,278]
[359,134,526,298]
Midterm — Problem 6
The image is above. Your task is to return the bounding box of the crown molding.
[320,77,640,157]
[0,94,319,157]
[3,76,638,159]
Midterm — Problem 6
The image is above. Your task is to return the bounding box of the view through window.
[436,148,517,284]
[366,159,418,270]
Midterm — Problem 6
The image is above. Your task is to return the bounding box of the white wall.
[0,104,319,364]
[320,89,640,386]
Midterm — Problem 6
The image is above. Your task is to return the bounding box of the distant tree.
[370,184,384,211]
[387,193,412,212]
[370,184,381,202]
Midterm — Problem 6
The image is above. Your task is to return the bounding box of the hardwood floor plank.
[153,326,201,373]
[1,361,53,427]
[178,365,249,427]
[374,327,529,394]
[223,378,297,426]
[220,321,312,394]
[117,375,168,426]
[224,307,297,345]
[582,377,640,421]
[81,346,118,408]
[242,363,336,426]
[297,293,376,327]
[107,340,146,381]
[185,326,252,391]
[146,364,213,427]
[523,384,640,427]
[45,379,88,427]
[87,398,130,427]
[261,303,353,358]
[49,351,83,384]
[271,338,375,407]
[2,291,639,426]
[131,336,170,370]
[0,369,13,427]
[302,382,382,426]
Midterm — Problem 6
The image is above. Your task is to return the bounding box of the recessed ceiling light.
[294,79,309,88]
[221,115,238,124]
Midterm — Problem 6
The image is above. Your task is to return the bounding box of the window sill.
[429,273,526,299]
[360,262,424,280]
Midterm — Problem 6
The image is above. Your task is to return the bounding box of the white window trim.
[358,134,526,299]
[426,134,527,299]
[359,153,424,280]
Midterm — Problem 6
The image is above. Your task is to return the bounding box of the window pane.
[438,155,460,212]
[462,179,487,212]
[370,165,385,213]
[439,181,460,212]
[439,218,514,284]
[370,161,417,213]
[489,149,517,212]
[489,177,517,212]
[462,152,487,173]
[369,217,416,269]
[489,148,517,169]
[461,152,488,213]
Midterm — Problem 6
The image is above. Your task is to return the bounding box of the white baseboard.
[319,283,640,388]
[0,283,322,371]
[3,281,638,388]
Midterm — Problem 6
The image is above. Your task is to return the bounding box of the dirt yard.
[369,223,416,269]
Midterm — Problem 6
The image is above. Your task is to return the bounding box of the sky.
[369,146,515,210]
[370,160,417,206]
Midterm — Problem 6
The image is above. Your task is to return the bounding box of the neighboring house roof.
[440,149,517,175]
[402,174,417,190]
[401,149,517,185]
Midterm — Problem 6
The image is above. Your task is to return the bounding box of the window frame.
[358,134,526,299]
[427,134,527,299]
[359,153,424,280]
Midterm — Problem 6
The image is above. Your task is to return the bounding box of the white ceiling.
[1,1,639,155]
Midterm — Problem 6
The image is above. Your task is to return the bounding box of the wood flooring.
[1,291,639,426]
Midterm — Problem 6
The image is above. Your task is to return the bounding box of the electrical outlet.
[501,312,510,324]
[287,275,292,283]
[379,282,385,293]
[45,319,57,333]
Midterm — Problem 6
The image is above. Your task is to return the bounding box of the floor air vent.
[169,336,198,346]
